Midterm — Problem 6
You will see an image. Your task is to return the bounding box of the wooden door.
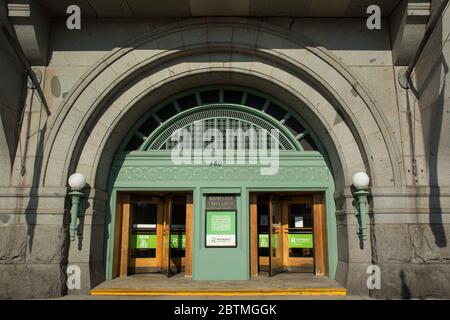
[185,193,193,277]
[269,195,284,276]
[128,195,164,273]
[313,193,328,276]
[118,193,130,277]
[282,195,327,274]
[118,193,193,276]
[162,195,173,276]
[249,193,258,277]
[253,195,270,273]
[164,195,190,277]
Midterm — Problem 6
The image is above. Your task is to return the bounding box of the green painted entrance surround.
[105,86,338,281]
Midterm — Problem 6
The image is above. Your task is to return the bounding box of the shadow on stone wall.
[23,86,68,298]
[414,14,448,250]
[422,19,447,249]
[427,56,447,249]
[24,90,43,252]
[400,270,411,299]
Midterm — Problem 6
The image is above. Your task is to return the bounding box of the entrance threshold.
[91,273,346,297]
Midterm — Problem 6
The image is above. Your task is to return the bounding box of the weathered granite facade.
[0,0,449,299]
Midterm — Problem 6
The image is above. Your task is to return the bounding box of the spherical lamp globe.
[68,173,87,191]
[352,172,370,189]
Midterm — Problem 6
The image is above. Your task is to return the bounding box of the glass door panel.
[288,203,314,258]
[168,197,186,276]
[129,197,163,272]
[162,196,173,277]
[282,196,314,272]
[269,195,284,276]
[257,202,270,271]
[131,203,157,259]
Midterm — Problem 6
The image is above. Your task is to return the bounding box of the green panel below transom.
[107,152,337,281]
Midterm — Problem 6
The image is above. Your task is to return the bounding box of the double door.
[115,193,192,277]
[251,193,328,277]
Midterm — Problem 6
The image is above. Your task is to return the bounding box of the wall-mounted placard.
[205,210,237,247]
[206,195,237,210]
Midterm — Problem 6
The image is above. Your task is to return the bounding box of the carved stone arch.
[30,18,413,294]
[40,18,403,194]
[38,19,403,192]
[70,62,362,193]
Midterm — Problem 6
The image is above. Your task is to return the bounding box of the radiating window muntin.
[122,87,324,155]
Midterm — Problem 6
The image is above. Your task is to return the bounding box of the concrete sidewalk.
[82,272,364,298]
[57,294,373,300]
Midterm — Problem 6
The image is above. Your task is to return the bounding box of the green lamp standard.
[68,173,86,241]
[352,171,370,240]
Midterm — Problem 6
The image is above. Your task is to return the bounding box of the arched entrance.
[39,18,404,293]
[107,86,337,281]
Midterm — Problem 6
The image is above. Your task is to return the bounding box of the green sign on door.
[132,234,157,249]
[132,233,186,249]
[259,234,269,248]
[258,234,279,248]
[288,233,313,248]
[206,211,236,247]
[170,233,186,249]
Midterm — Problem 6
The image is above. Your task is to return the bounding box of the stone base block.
[0,264,66,299]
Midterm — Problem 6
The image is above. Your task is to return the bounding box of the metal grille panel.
[146,107,296,151]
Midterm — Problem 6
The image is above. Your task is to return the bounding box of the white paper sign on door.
[260,215,268,226]
[294,216,304,228]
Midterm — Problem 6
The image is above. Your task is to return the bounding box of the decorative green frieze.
[115,165,329,183]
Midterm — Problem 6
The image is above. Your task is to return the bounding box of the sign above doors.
[206,195,237,210]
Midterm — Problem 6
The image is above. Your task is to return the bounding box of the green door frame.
[104,87,338,281]
[105,152,337,281]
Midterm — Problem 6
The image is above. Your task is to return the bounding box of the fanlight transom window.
[122,87,322,153]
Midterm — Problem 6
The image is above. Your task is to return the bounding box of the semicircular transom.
[119,87,326,154]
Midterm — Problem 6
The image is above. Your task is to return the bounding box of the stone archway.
[42,19,403,189]
[39,18,404,293]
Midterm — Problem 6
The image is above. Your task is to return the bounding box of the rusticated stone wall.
[0,9,449,299]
